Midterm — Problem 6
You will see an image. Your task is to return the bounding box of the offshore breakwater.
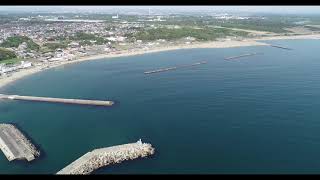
[144,61,207,74]
[224,52,263,60]
[269,44,293,50]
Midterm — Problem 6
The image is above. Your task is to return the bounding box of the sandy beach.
[1,33,320,89]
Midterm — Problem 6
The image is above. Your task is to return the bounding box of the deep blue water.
[1,39,320,174]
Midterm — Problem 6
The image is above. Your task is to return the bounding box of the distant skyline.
[0,6,320,15]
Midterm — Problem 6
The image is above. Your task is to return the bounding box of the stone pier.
[0,124,40,162]
[57,139,155,174]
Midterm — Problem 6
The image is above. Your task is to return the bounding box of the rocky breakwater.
[0,123,40,161]
[57,139,155,174]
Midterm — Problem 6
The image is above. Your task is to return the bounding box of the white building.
[156,39,166,42]
[0,66,18,74]
[66,54,75,61]
[48,57,64,62]
[106,37,117,41]
[20,61,32,68]
[112,14,119,19]
[185,37,196,41]
[69,42,80,48]
[116,36,126,42]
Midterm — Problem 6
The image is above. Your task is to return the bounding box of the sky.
[0,6,320,15]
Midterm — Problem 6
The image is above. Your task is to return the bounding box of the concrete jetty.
[0,94,114,107]
[0,124,40,162]
[269,44,292,50]
[57,139,155,174]
[144,61,207,74]
[224,52,262,60]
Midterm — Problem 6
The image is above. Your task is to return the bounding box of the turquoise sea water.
[1,39,320,174]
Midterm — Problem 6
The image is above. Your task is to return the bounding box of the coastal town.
[1,12,320,84]
[0,14,141,77]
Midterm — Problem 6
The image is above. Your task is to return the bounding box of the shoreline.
[1,33,320,89]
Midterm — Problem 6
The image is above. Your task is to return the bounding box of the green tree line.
[0,36,40,51]
[132,27,249,41]
[0,48,17,61]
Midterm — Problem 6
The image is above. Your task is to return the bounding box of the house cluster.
[40,49,76,62]
[0,14,209,78]
[0,16,152,59]
[0,61,32,76]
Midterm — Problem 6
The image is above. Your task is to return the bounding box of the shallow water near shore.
[1,39,320,174]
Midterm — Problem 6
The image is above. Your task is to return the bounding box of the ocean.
[1,39,320,174]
